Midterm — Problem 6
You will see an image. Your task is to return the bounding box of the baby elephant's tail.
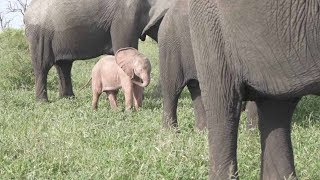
[79,77,92,91]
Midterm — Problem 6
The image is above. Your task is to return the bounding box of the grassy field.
[0,29,319,179]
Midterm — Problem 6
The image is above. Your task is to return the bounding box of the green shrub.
[0,29,34,90]
[0,29,60,91]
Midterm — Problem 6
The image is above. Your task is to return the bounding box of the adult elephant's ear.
[115,47,138,79]
[141,0,175,38]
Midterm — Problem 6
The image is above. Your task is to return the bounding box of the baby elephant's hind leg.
[92,91,101,110]
[107,90,118,109]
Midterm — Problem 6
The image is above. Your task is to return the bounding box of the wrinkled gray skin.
[24,0,173,102]
[189,0,320,179]
[158,0,258,131]
[158,0,206,130]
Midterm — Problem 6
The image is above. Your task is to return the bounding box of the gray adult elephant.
[158,0,206,130]
[157,0,258,131]
[189,0,320,179]
[24,0,174,101]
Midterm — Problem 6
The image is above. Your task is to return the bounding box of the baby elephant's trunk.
[140,76,150,87]
[133,75,150,87]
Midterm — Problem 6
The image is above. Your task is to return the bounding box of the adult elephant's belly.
[52,26,113,61]
[241,40,320,99]
[222,2,320,99]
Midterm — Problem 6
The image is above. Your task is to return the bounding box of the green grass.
[0,30,319,179]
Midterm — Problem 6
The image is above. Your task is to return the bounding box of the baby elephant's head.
[115,47,151,87]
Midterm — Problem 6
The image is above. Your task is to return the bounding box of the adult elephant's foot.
[162,112,180,133]
[162,94,179,130]
[35,87,49,102]
[55,60,74,99]
[57,88,75,99]
[60,94,76,99]
[162,116,180,133]
[34,64,51,103]
[58,86,75,99]
[58,87,75,99]
[162,113,178,129]
[36,96,49,103]
[35,75,50,103]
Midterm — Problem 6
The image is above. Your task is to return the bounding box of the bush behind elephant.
[91,48,151,111]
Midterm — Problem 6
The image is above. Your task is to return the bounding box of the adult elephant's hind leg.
[246,101,259,130]
[187,80,206,130]
[257,98,300,180]
[29,38,53,102]
[162,86,181,129]
[33,65,51,102]
[159,49,183,129]
[55,60,74,98]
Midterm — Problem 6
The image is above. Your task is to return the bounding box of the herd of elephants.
[23,0,320,179]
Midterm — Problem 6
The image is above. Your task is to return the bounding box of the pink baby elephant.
[91,47,151,111]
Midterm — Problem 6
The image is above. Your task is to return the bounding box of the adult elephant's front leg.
[257,98,300,180]
[189,4,242,176]
[204,84,242,179]
[55,61,74,98]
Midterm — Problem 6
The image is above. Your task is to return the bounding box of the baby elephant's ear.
[115,47,137,79]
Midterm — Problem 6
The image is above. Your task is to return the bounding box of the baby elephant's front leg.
[122,81,133,111]
[133,85,144,110]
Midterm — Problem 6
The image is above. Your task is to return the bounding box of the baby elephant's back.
[99,55,118,73]
[93,55,121,91]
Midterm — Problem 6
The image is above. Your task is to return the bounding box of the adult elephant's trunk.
[133,76,150,87]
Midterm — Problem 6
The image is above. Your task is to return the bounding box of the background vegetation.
[0,29,319,179]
